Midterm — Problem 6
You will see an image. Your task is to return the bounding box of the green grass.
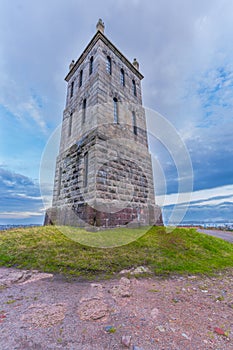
[60,225,151,247]
[0,226,233,279]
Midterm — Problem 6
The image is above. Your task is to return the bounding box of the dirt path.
[197,229,233,243]
[0,267,233,350]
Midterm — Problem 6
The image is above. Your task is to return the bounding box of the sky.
[0,0,232,225]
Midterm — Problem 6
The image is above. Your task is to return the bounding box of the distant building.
[45,19,163,227]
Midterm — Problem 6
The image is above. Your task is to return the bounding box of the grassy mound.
[0,226,233,278]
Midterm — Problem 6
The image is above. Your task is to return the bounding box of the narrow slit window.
[82,98,87,123]
[132,111,137,135]
[113,97,118,124]
[132,79,137,96]
[79,70,83,87]
[98,170,107,185]
[106,56,112,75]
[68,112,73,137]
[70,81,74,98]
[120,69,125,86]
[89,56,93,75]
[83,152,88,187]
[57,166,62,196]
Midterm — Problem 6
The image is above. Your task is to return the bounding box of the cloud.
[0,72,48,134]
[137,2,233,199]
[163,201,233,224]
[0,211,43,219]
[158,184,233,206]
[159,184,233,224]
[0,167,44,223]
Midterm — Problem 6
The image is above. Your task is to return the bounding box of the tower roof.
[65,21,144,82]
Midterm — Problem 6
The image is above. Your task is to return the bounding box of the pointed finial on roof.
[96,18,105,34]
[69,60,75,71]
[132,58,139,70]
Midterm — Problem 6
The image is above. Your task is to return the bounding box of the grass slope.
[0,226,233,278]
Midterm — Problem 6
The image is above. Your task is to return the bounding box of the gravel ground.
[0,267,233,350]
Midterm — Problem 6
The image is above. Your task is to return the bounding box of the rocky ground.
[0,267,233,350]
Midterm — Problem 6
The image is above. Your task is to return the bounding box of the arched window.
[120,68,125,86]
[68,112,73,137]
[106,56,112,75]
[113,97,118,124]
[70,81,74,98]
[132,111,137,135]
[132,79,137,96]
[83,152,88,187]
[89,56,93,75]
[79,70,83,87]
[82,99,87,123]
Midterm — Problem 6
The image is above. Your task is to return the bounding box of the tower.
[45,19,163,228]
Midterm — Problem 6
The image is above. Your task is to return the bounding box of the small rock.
[131,266,151,275]
[214,327,226,336]
[120,277,131,285]
[119,269,131,274]
[0,268,52,286]
[90,283,101,288]
[121,335,131,347]
[78,299,109,320]
[133,346,143,350]
[119,266,151,275]
[109,278,132,298]
[172,298,180,303]
[0,314,6,323]
[157,325,165,333]
[151,307,159,319]
[182,333,191,340]
[105,326,116,333]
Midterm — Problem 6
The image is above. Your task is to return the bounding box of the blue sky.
[0,0,233,225]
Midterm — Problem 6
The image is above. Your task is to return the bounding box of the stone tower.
[45,19,163,227]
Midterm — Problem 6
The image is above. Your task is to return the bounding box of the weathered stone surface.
[119,266,152,275]
[109,277,132,298]
[78,299,109,321]
[0,268,53,287]
[121,335,132,348]
[45,24,163,228]
[21,303,66,328]
[151,307,159,319]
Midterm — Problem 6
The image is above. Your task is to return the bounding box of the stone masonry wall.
[46,31,163,228]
